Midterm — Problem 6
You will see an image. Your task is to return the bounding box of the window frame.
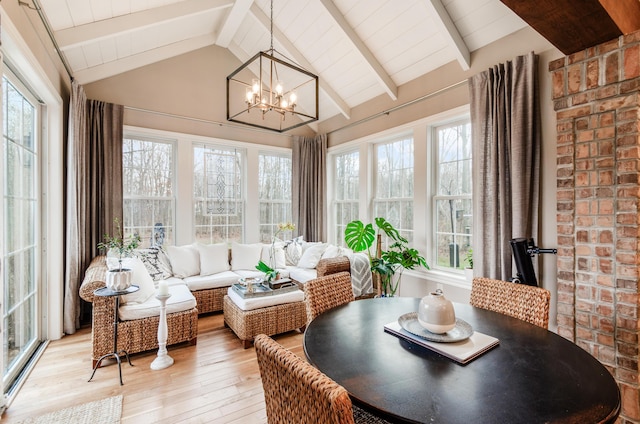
[373,133,415,244]
[428,116,473,281]
[192,143,246,244]
[122,135,176,248]
[332,149,360,247]
[258,151,293,243]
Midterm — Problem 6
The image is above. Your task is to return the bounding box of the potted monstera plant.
[97,218,141,291]
[345,217,428,297]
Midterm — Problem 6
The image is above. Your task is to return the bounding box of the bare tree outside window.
[334,150,359,246]
[259,153,293,243]
[123,137,174,247]
[433,121,472,270]
[374,136,414,246]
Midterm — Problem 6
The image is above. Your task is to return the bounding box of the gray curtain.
[64,81,124,334]
[468,51,541,282]
[292,134,327,242]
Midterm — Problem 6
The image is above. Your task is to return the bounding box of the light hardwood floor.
[2,313,305,423]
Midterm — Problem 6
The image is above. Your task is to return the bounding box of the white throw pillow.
[231,242,263,270]
[261,243,286,269]
[121,257,156,304]
[321,244,340,259]
[165,244,200,278]
[284,236,304,266]
[297,243,327,269]
[198,243,230,276]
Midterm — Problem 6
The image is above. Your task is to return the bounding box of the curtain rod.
[124,106,295,137]
[29,0,74,81]
[328,79,468,135]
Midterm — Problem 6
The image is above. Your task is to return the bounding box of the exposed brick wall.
[550,31,640,423]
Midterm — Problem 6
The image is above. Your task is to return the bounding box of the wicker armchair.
[304,271,354,325]
[470,277,551,329]
[79,256,198,368]
[254,334,390,424]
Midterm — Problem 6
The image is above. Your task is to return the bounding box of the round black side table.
[88,285,139,385]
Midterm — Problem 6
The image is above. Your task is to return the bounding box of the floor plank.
[2,313,304,423]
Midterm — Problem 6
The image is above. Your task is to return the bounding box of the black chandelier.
[226,0,318,132]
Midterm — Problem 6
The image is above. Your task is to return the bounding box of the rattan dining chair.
[470,277,551,329]
[304,271,355,325]
[254,334,391,424]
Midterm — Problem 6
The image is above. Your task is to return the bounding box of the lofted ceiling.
[34,0,640,127]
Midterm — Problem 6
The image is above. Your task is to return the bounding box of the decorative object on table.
[398,312,472,342]
[232,279,297,299]
[255,260,279,283]
[464,247,473,284]
[97,218,141,291]
[418,289,456,334]
[151,288,174,370]
[384,320,498,364]
[344,217,428,297]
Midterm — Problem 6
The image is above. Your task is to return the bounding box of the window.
[333,150,359,246]
[258,153,292,242]
[193,145,244,243]
[374,136,414,243]
[432,120,472,271]
[123,137,175,247]
[2,71,42,390]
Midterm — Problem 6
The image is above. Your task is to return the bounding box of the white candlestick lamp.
[151,291,174,370]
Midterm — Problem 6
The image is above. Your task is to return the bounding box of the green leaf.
[255,260,274,273]
[344,221,375,252]
[375,217,407,244]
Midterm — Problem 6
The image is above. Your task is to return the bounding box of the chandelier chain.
[269,0,274,51]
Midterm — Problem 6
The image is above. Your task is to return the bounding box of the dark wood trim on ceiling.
[500,0,640,55]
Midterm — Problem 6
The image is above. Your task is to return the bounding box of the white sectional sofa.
[128,240,372,315]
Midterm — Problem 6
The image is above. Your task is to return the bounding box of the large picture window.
[432,120,472,271]
[374,136,414,243]
[333,150,359,246]
[2,71,42,391]
[123,137,175,247]
[194,145,244,243]
[258,153,292,242]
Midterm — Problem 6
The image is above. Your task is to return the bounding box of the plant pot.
[106,268,133,292]
[464,267,474,284]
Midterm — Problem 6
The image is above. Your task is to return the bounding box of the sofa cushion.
[288,267,318,283]
[198,243,230,276]
[231,242,262,270]
[226,286,304,311]
[297,243,327,269]
[119,284,196,321]
[184,270,241,291]
[134,247,172,281]
[233,269,264,279]
[166,244,200,278]
[121,257,156,304]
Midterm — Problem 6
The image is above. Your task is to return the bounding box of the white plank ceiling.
[37,0,527,124]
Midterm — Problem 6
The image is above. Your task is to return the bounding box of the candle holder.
[151,293,174,370]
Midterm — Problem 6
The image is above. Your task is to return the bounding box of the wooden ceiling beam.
[598,0,640,34]
[500,0,622,55]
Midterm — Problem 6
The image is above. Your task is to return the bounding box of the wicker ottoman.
[223,292,307,349]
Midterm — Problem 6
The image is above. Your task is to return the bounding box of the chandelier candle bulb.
[158,280,169,296]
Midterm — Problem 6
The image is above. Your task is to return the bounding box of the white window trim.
[327,105,471,292]
[124,126,290,245]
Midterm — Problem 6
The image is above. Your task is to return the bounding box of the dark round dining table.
[303,297,620,424]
